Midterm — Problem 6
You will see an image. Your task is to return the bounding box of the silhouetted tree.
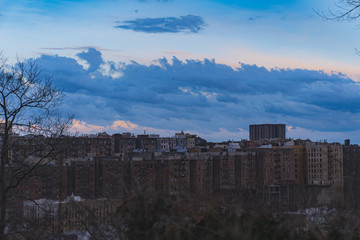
[0,55,71,239]
[317,0,360,21]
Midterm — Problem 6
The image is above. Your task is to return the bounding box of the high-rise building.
[249,124,286,141]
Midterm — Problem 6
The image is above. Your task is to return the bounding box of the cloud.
[72,119,105,133]
[114,15,206,33]
[71,119,175,137]
[32,48,360,142]
[111,120,139,131]
[287,126,359,144]
[76,48,104,72]
[216,94,239,103]
[39,46,121,53]
[248,16,263,21]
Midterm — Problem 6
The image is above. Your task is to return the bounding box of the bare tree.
[317,0,360,21]
[0,55,71,239]
[316,1,360,55]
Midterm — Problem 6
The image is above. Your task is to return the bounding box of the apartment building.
[189,153,213,198]
[306,142,343,186]
[95,157,127,199]
[260,147,295,185]
[249,124,286,141]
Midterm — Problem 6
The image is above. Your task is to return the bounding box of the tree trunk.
[0,196,7,240]
[0,130,8,240]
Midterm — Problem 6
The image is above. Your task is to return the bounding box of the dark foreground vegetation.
[107,193,360,240]
[9,191,360,240]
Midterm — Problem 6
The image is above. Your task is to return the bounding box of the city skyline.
[1,0,360,143]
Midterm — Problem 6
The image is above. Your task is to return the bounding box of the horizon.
[1,0,360,143]
[69,122,352,145]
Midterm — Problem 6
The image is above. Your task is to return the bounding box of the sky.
[1,0,360,143]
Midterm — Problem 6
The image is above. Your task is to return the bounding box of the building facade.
[249,124,286,141]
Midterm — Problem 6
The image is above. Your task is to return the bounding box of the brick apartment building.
[67,161,95,199]
[306,141,343,186]
[343,141,360,207]
[189,153,213,198]
[249,124,286,141]
[291,145,308,184]
[130,156,157,193]
[2,129,351,234]
[112,133,136,156]
[95,157,128,199]
[259,147,295,185]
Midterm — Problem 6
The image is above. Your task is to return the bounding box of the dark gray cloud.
[32,48,360,141]
[76,48,104,72]
[115,15,206,33]
[216,94,239,103]
[248,16,262,21]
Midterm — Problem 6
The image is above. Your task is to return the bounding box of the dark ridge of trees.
[58,192,360,240]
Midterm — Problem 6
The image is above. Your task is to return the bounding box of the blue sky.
[1,0,360,143]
